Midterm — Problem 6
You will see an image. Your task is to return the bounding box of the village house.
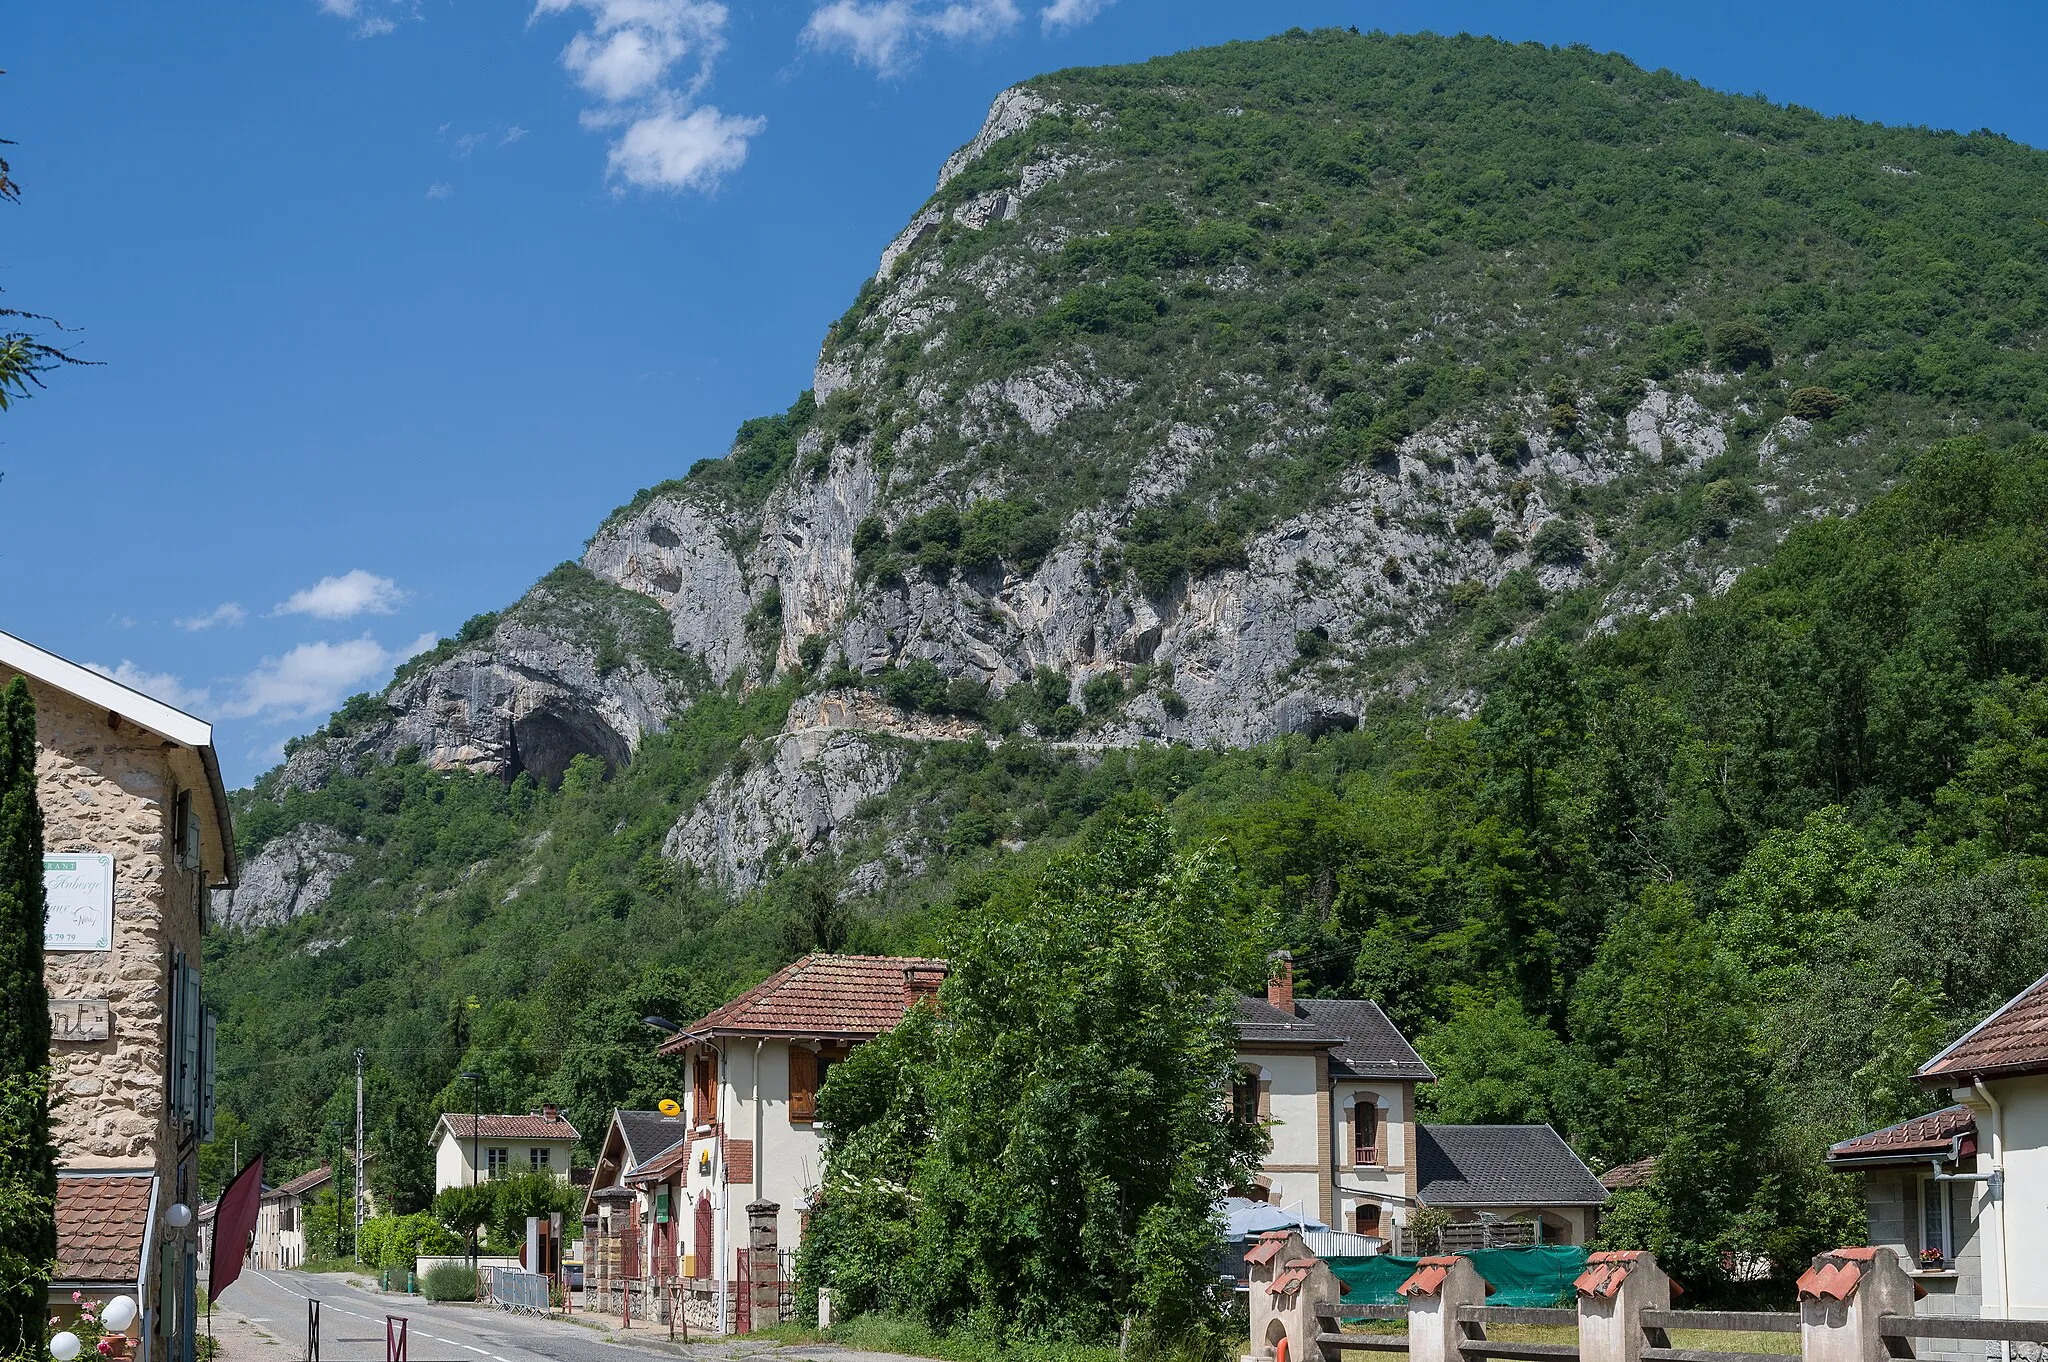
[252,1166,332,1270]
[581,953,944,1329]
[579,1109,693,1289]
[3,630,236,1362]
[431,1108,580,1192]
[1828,965,2048,1333]
[1234,953,1606,1247]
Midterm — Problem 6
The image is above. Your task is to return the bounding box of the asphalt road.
[213,1270,918,1362]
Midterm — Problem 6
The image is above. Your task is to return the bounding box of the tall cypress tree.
[0,677,54,1356]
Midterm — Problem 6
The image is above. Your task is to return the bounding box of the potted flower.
[1918,1246,1946,1271]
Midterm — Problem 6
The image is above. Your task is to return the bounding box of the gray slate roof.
[1415,1125,1609,1208]
[1234,996,1437,1082]
[615,1109,691,1168]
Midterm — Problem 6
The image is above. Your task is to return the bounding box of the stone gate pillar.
[747,1201,781,1331]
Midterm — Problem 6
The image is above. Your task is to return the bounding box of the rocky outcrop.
[274,571,686,793]
[583,493,754,682]
[664,722,910,894]
[212,824,353,931]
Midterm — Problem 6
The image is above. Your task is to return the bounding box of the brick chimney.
[903,962,947,1008]
[1267,950,1294,1014]
[542,1103,559,1122]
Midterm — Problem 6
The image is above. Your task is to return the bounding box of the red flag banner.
[209,1156,264,1301]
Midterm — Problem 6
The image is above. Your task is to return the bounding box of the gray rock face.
[583,494,754,683]
[663,722,909,894]
[274,576,685,793]
[211,823,353,931]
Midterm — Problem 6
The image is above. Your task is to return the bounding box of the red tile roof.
[1397,1256,1461,1298]
[1600,1157,1659,1190]
[1919,972,2048,1082]
[1575,1250,1678,1300]
[1267,1262,1314,1297]
[660,954,948,1048]
[438,1113,581,1142]
[1244,1232,1290,1268]
[1796,1247,1880,1302]
[1827,1106,1976,1166]
[55,1174,153,1283]
[269,1165,332,1200]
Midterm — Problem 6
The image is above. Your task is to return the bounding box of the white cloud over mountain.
[222,633,437,721]
[534,0,764,193]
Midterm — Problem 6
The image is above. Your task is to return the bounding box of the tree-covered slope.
[206,30,2048,1299]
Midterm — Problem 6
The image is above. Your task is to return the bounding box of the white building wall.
[433,1128,578,1192]
[1985,1075,2048,1315]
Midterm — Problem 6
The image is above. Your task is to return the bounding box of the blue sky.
[4,0,2046,785]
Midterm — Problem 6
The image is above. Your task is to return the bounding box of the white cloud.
[803,0,1019,73]
[533,0,762,193]
[315,0,405,38]
[503,126,530,145]
[610,105,765,190]
[1040,0,1109,32]
[222,633,437,721]
[275,569,406,621]
[176,602,247,632]
[427,183,452,200]
[85,661,212,715]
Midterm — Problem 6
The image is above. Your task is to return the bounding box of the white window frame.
[1918,1177,1954,1260]
[530,1146,551,1171]
[486,1146,509,1179]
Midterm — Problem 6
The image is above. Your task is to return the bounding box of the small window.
[1354,1103,1382,1166]
[530,1147,551,1170]
[487,1147,509,1179]
[789,1047,819,1124]
[1231,1069,1262,1125]
[1355,1204,1382,1237]
[693,1059,716,1128]
[1919,1178,1954,1262]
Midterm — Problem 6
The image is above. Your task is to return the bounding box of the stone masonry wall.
[16,673,201,1190]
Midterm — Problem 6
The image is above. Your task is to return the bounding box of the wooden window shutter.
[693,1059,715,1127]
[789,1046,819,1124]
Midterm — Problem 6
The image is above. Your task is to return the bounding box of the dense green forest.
[204,27,2048,1308]
[212,434,2048,1296]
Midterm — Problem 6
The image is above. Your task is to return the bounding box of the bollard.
[1574,1252,1674,1362]
[1797,1247,1917,1362]
[1398,1256,1488,1362]
[384,1317,407,1362]
[306,1298,321,1362]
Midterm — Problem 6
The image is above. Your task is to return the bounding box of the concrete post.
[1573,1252,1673,1362]
[1797,1247,1918,1362]
[1244,1231,1346,1362]
[1400,1256,1488,1362]
[746,1201,781,1330]
[816,1287,835,1330]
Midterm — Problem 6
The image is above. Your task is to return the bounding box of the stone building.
[0,630,236,1362]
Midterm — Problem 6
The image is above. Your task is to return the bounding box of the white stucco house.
[432,1108,580,1192]
[1234,954,1605,1247]
[592,953,943,1314]
[1829,966,2048,1334]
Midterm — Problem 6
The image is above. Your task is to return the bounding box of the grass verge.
[752,1313,1122,1362]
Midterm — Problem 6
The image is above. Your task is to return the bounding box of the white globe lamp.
[102,1297,138,1333]
[166,1203,192,1229]
[50,1331,82,1361]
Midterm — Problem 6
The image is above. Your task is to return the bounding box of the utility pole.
[354,1049,366,1261]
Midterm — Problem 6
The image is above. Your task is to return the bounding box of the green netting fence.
[1324,1246,1587,1307]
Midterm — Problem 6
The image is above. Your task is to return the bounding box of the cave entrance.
[506,707,631,788]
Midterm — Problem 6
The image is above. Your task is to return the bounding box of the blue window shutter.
[180,965,201,1124]
[200,1011,217,1142]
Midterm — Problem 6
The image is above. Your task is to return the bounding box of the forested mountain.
[206,29,2048,1295]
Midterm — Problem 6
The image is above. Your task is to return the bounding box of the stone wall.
[16,674,205,1192]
